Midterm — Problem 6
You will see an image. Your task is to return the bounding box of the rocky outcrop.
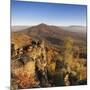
[11,37,87,89]
[11,39,49,89]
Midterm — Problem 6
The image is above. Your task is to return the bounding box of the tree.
[63,37,74,64]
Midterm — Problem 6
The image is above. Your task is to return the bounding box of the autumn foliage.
[12,70,39,89]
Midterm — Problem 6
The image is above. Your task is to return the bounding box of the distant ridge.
[11,23,86,49]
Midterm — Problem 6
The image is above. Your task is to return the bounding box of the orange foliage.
[15,70,39,89]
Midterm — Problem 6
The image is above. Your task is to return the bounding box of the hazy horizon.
[11,23,87,27]
[11,23,86,33]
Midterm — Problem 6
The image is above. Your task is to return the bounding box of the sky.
[11,0,87,26]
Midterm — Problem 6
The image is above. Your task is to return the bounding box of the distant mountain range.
[61,25,86,33]
[11,26,30,32]
[11,24,86,33]
[11,23,87,48]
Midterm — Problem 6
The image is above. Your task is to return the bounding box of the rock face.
[11,39,48,89]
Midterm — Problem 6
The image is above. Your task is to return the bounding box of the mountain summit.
[37,23,48,27]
